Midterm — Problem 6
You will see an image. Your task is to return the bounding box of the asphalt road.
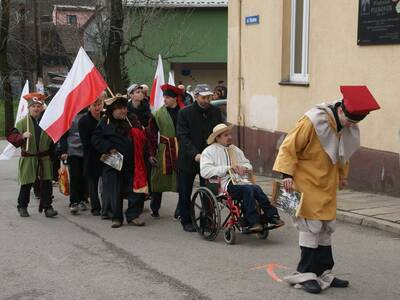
[0,148,399,299]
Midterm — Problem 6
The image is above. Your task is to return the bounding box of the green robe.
[16,115,53,185]
[151,106,178,192]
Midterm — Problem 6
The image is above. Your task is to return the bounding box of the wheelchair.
[190,177,279,244]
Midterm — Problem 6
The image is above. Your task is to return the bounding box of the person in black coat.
[91,94,145,228]
[176,84,223,232]
[78,92,106,216]
[127,83,152,127]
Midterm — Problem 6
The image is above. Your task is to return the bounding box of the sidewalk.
[254,175,400,235]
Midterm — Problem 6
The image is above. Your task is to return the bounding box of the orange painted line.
[267,263,283,282]
[250,263,290,283]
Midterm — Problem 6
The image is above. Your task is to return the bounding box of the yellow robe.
[273,114,349,221]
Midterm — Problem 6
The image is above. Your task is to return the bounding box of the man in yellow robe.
[273,86,380,294]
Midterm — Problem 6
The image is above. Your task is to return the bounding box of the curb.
[337,210,400,235]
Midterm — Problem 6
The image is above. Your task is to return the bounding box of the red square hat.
[340,85,380,121]
[161,84,183,97]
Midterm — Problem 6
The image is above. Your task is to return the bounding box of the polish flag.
[0,80,30,160]
[149,54,165,110]
[39,47,107,142]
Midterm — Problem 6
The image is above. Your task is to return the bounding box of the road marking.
[250,263,290,282]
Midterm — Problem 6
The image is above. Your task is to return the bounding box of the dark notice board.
[358,0,400,45]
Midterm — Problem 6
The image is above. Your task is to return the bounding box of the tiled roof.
[126,0,228,8]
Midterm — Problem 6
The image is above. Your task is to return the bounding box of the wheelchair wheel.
[190,187,221,241]
[224,228,236,244]
[256,228,269,240]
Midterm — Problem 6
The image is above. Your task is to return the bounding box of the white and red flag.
[149,54,165,111]
[0,80,30,160]
[39,47,107,142]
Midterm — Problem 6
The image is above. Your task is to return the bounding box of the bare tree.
[87,0,202,91]
[0,0,14,133]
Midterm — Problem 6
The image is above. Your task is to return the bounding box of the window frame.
[67,14,77,25]
[289,0,310,83]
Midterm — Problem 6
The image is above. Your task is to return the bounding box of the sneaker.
[111,220,122,228]
[18,207,30,217]
[70,203,79,215]
[128,217,145,226]
[44,207,58,218]
[78,202,87,211]
[150,211,160,219]
[91,210,101,216]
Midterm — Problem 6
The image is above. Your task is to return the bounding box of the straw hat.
[207,123,234,145]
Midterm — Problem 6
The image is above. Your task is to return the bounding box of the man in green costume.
[7,93,58,218]
[147,84,184,218]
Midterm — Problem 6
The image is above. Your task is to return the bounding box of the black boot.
[18,207,30,217]
[44,207,58,218]
[301,280,322,294]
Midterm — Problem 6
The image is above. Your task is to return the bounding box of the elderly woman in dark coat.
[78,92,106,216]
[91,94,146,228]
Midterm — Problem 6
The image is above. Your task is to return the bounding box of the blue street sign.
[245,15,260,25]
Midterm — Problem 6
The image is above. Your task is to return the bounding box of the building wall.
[124,7,227,88]
[53,9,94,27]
[228,0,400,195]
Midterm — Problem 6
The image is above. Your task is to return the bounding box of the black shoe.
[111,220,122,228]
[70,203,79,215]
[78,202,87,211]
[269,216,285,228]
[182,223,196,232]
[44,207,58,218]
[150,211,160,219]
[102,211,113,219]
[91,210,101,216]
[330,277,349,288]
[18,207,29,217]
[301,280,321,294]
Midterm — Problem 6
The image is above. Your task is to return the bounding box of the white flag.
[0,80,30,160]
[168,71,175,86]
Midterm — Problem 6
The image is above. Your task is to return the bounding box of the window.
[290,0,309,83]
[67,15,77,25]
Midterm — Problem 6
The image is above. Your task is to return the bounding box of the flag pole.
[25,115,30,151]
[107,86,115,98]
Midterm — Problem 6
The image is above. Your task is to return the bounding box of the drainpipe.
[237,0,244,149]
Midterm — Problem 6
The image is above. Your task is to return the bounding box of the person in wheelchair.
[200,124,284,233]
